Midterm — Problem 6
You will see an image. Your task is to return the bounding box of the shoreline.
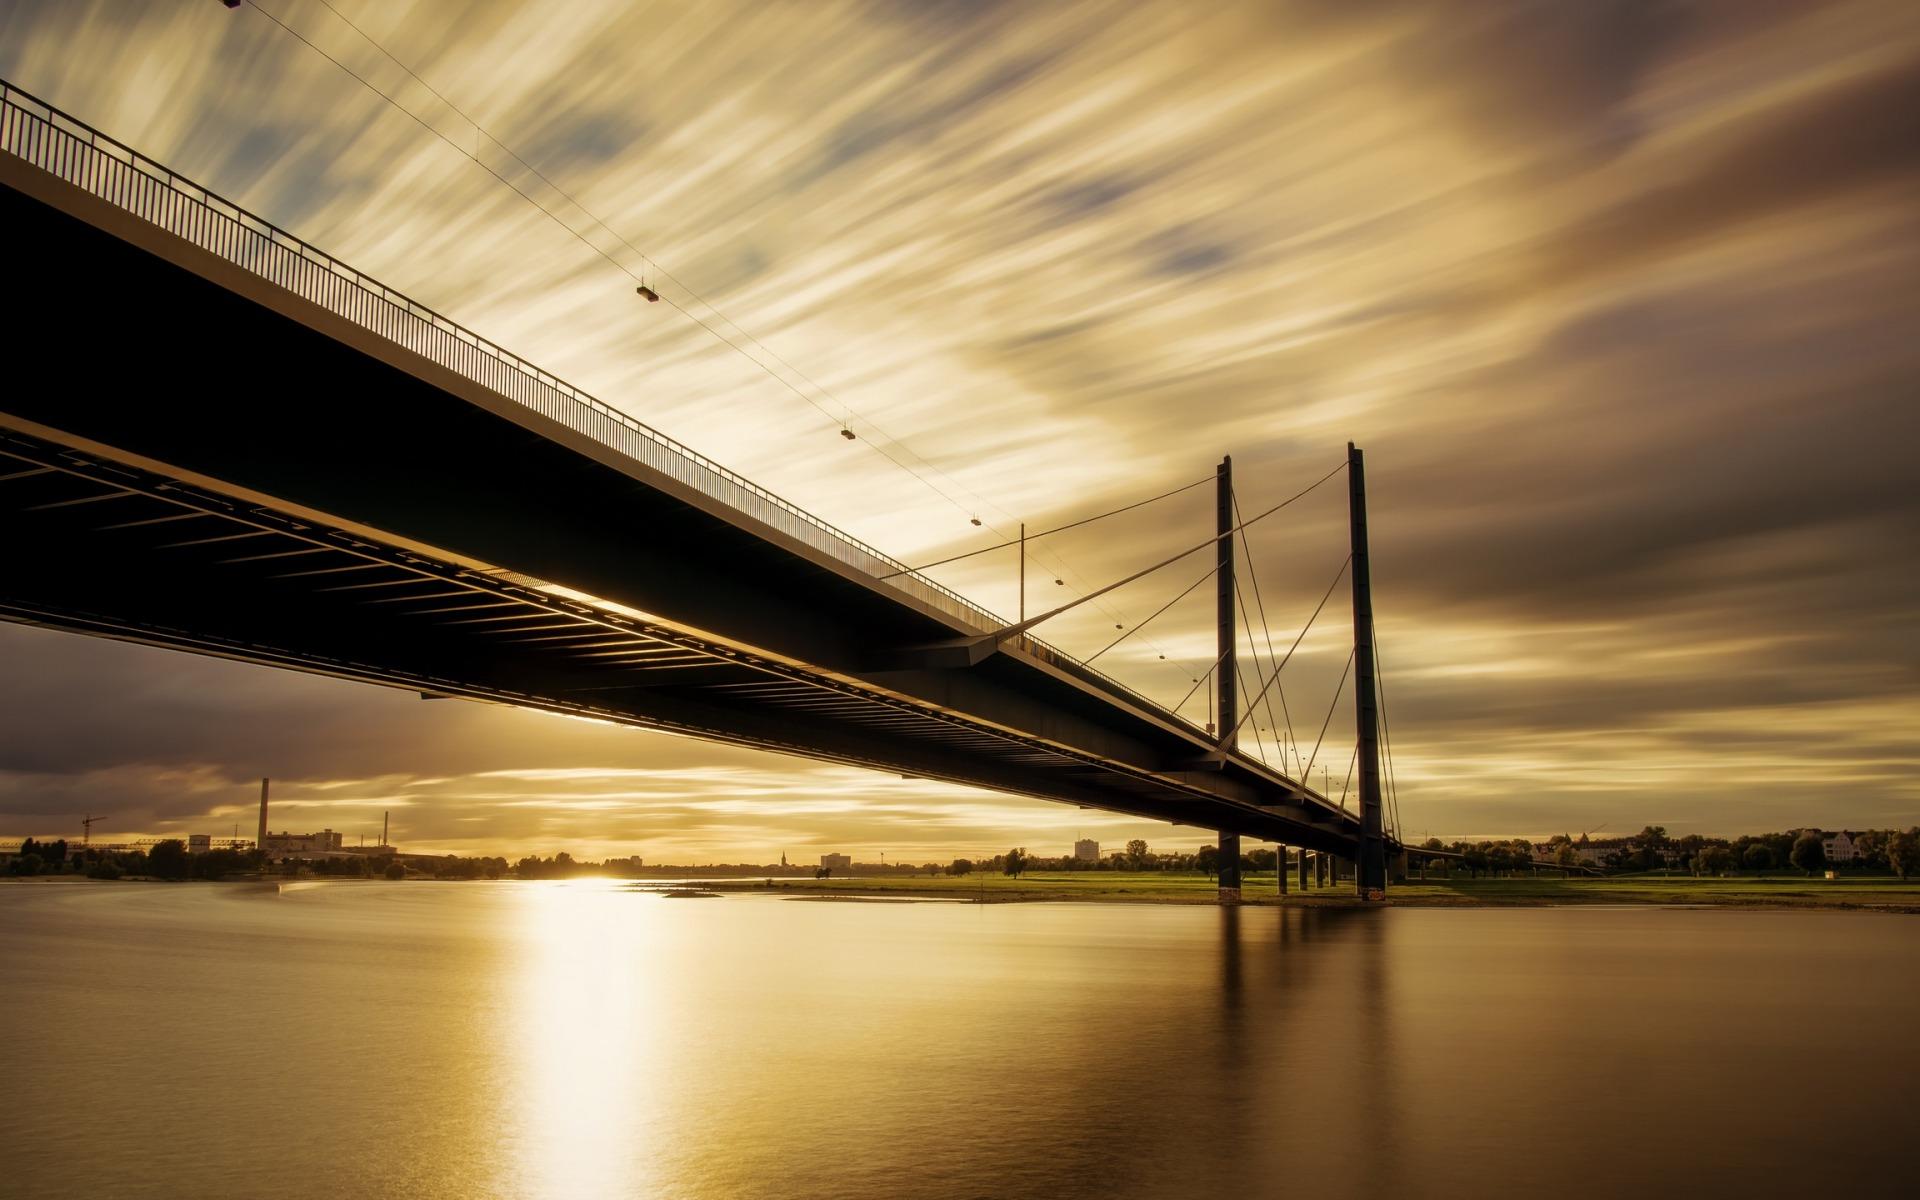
[7,873,1917,913]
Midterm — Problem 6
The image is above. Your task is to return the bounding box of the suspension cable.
[878,476,1211,579]
[1374,617,1405,844]
[1174,648,1230,715]
[1234,572,1289,769]
[1302,647,1356,783]
[1233,489,1298,761]
[990,464,1345,640]
[241,0,1216,689]
[240,1,1013,528]
[1218,556,1349,747]
[1085,563,1215,664]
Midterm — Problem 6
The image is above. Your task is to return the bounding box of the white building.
[819,853,852,873]
[1821,831,1859,862]
[1073,839,1099,862]
[262,828,345,857]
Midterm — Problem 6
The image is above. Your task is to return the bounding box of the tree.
[1634,825,1670,872]
[948,858,974,877]
[8,852,44,877]
[1462,846,1488,878]
[1554,842,1581,869]
[1125,839,1149,871]
[1696,846,1732,876]
[384,860,406,880]
[1003,848,1028,878]
[1887,829,1919,882]
[147,839,190,880]
[1743,843,1774,875]
[1195,845,1219,879]
[1790,832,1825,878]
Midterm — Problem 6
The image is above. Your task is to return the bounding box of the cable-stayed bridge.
[0,81,1397,896]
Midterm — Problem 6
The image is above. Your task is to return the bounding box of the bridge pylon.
[1349,443,1388,898]
[1215,455,1242,904]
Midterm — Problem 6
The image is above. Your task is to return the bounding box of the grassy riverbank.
[696,871,1920,911]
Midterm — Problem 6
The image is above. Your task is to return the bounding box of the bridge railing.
[0,80,1206,738]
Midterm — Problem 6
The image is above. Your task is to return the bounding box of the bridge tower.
[1215,455,1241,905]
[1349,443,1387,897]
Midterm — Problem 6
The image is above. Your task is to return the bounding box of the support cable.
[1374,618,1406,845]
[1233,660,1270,767]
[991,464,1345,640]
[879,476,1211,579]
[1218,556,1349,747]
[1337,742,1358,812]
[1174,649,1230,715]
[1084,562,1215,664]
[1302,647,1356,784]
[242,0,1213,691]
[240,1,1025,531]
[1235,572,1289,770]
[1233,489,1299,763]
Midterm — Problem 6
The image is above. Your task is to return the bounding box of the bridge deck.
[0,81,1366,855]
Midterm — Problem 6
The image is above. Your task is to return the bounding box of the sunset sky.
[2,0,1915,860]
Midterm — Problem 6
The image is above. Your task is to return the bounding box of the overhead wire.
[993,463,1346,640]
[1218,555,1349,747]
[1234,572,1289,771]
[878,475,1211,579]
[1084,562,1215,664]
[1302,646,1356,784]
[241,0,1202,685]
[1233,488,1299,765]
[1374,617,1406,844]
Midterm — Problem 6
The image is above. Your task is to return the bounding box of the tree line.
[1414,826,1919,880]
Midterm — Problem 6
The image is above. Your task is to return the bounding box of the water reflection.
[0,886,1914,1200]
[503,881,663,1199]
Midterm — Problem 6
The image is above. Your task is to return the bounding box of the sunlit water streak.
[0,881,1913,1199]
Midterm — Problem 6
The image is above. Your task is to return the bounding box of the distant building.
[261,828,345,858]
[1073,838,1099,862]
[187,834,211,853]
[820,852,852,873]
[1821,831,1859,862]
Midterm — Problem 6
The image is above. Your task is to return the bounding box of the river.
[0,881,1912,1199]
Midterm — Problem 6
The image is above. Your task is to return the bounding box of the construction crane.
[81,814,98,846]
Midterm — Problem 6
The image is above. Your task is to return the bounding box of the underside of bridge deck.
[0,143,1367,858]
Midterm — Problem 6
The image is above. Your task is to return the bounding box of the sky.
[2,0,1916,860]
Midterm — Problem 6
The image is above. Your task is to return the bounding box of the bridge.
[0,80,1400,897]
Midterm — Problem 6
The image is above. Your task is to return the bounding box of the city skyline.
[2,0,1915,859]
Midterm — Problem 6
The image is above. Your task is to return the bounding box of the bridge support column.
[1349,443,1388,899]
[1315,852,1327,888]
[1213,455,1241,908]
[1276,844,1288,896]
[1218,831,1241,904]
[1299,848,1311,890]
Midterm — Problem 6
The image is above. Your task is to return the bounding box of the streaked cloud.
[1,0,1915,852]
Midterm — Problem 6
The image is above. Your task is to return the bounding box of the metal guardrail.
[0,79,1215,737]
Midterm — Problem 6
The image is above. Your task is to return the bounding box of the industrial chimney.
[382,810,389,850]
[257,778,269,852]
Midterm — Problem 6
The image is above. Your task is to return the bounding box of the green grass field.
[698,870,1920,911]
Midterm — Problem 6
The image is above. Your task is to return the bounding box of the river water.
[0,881,1912,1199]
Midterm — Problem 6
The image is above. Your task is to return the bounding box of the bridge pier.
[1315,852,1328,888]
[1218,831,1241,904]
[1276,843,1288,896]
[1299,848,1311,891]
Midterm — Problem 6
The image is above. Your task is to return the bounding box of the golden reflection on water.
[502,881,663,1200]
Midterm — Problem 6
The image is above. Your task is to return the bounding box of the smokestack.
[382,810,389,849]
[257,778,269,851]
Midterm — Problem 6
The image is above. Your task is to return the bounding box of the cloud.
[2,0,1916,848]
